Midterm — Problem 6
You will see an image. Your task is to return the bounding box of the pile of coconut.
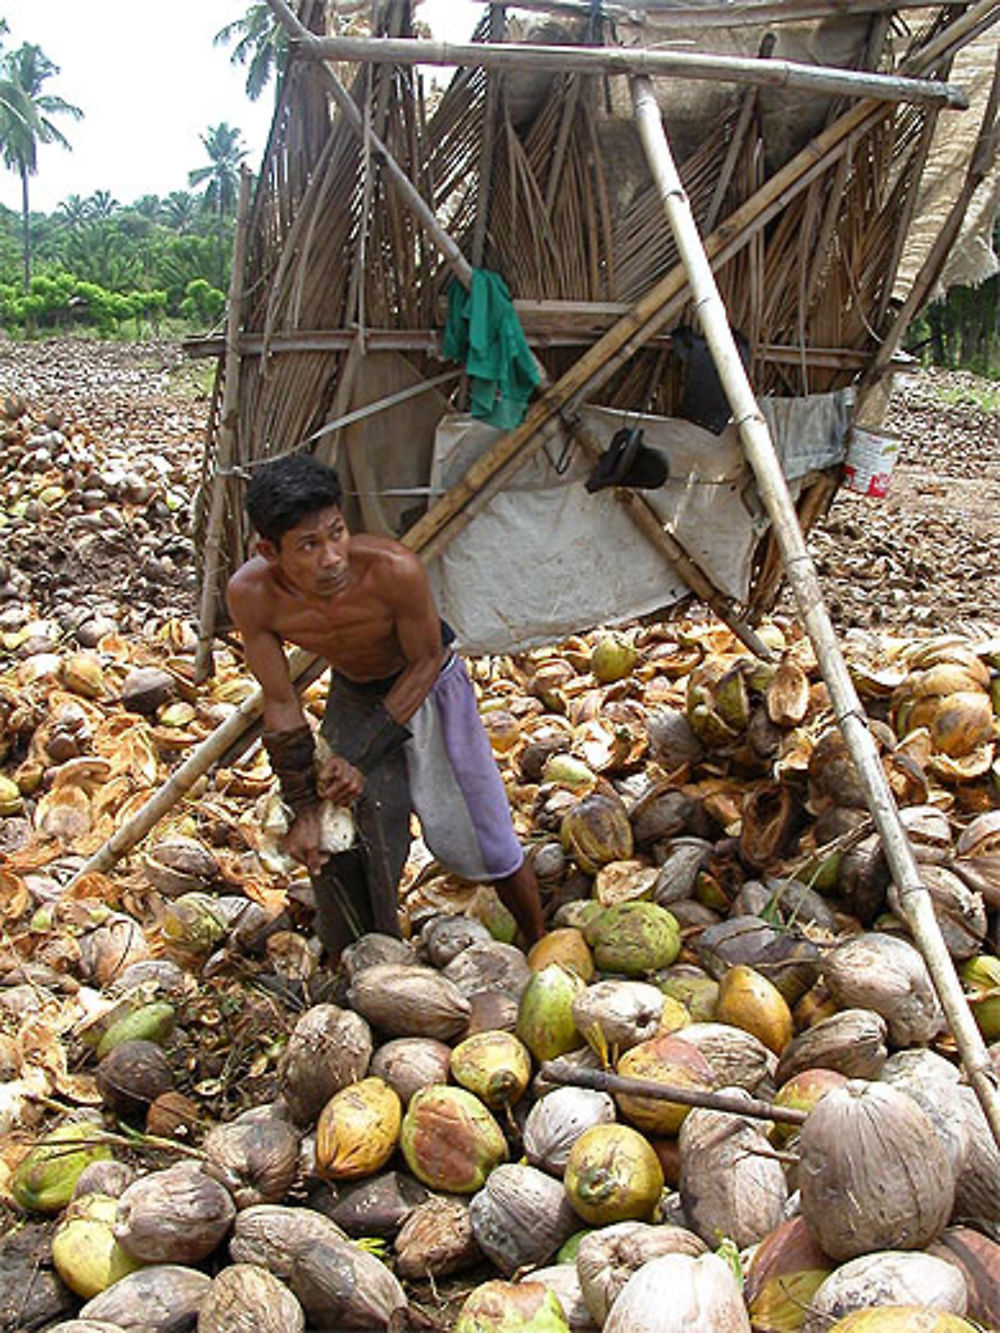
[3,619,1000,1331]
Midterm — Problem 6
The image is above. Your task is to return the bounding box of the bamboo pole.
[294,30,968,109]
[704,34,773,234]
[194,168,253,685]
[509,0,964,27]
[540,1060,807,1126]
[630,71,1000,1148]
[471,4,505,267]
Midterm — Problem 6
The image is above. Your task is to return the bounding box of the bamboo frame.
[630,71,1000,1149]
[295,31,969,109]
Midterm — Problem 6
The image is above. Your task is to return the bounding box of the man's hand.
[318,755,366,806]
[282,806,329,877]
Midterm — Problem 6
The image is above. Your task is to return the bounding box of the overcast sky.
[0,0,468,215]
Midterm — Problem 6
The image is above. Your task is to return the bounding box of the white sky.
[0,0,475,215]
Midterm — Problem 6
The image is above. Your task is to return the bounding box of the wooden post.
[194,167,253,684]
[293,29,968,108]
[630,71,1000,1149]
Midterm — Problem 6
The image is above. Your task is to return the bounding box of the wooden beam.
[508,0,962,29]
[293,30,968,109]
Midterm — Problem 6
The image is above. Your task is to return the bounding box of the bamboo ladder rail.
[629,72,1000,1149]
[194,169,254,684]
[264,0,773,658]
[69,5,986,884]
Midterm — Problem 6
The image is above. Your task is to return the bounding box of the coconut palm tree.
[214,3,288,103]
[0,42,83,288]
[162,190,198,235]
[188,122,247,220]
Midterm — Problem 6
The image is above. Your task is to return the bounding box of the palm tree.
[58,192,90,228]
[188,123,247,220]
[214,4,288,103]
[0,43,83,288]
[86,188,119,219]
[162,190,198,235]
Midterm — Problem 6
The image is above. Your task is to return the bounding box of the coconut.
[96,1002,177,1057]
[524,1087,618,1176]
[400,1085,508,1193]
[952,1085,1000,1231]
[821,934,944,1047]
[455,1280,570,1333]
[229,1204,348,1277]
[96,1040,174,1119]
[52,1192,143,1299]
[775,1009,889,1087]
[657,964,719,1021]
[826,1312,978,1332]
[561,792,634,874]
[72,1161,137,1200]
[629,790,693,848]
[340,931,416,979]
[466,988,521,1035]
[142,837,220,897]
[798,1081,955,1260]
[470,1163,579,1275]
[443,940,534,1001]
[887,867,987,960]
[615,1034,716,1136]
[585,902,680,975]
[591,633,639,683]
[953,810,1000,907]
[79,1265,212,1329]
[322,1169,427,1237]
[278,1003,373,1126]
[395,1196,482,1278]
[528,928,595,981]
[603,1251,751,1333]
[196,1264,304,1333]
[369,1036,452,1106]
[202,1119,299,1208]
[525,1266,597,1332]
[146,1091,200,1142]
[714,964,793,1055]
[564,1123,664,1226]
[348,963,471,1039]
[671,1021,776,1092]
[744,1216,836,1332]
[802,1251,968,1333]
[571,979,667,1056]
[679,1093,788,1247]
[517,964,586,1062]
[115,1163,236,1264]
[12,1121,114,1213]
[315,1076,401,1181]
[928,1227,1000,1330]
[289,1232,408,1329]
[772,1068,849,1142]
[696,917,821,1004]
[648,708,704,771]
[79,917,151,987]
[576,1221,708,1326]
[451,1031,532,1108]
[420,914,493,967]
[880,1050,969,1178]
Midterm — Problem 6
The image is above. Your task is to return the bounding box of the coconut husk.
[228,1204,347,1279]
[880,1050,969,1178]
[576,1221,708,1326]
[202,1120,300,1209]
[603,1251,750,1333]
[114,1164,236,1265]
[775,1008,888,1087]
[888,864,987,960]
[196,1264,305,1333]
[469,1163,578,1275]
[340,932,416,981]
[348,963,472,1040]
[953,1086,1000,1234]
[696,917,821,1004]
[79,1265,212,1330]
[821,934,944,1046]
[394,1196,482,1279]
[929,1227,1000,1330]
[571,979,666,1055]
[278,1003,373,1127]
[289,1232,408,1329]
[801,1251,968,1333]
[443,940,533,1001]
[420,914,493,967]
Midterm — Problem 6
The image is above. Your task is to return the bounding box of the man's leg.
[494,856,546,946]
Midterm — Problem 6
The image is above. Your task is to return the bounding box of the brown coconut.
[196,1264,304,1333]
[952,1086,1000,1231]
[369,1036,452,1105]
[278,1003,372,1127]
[289,1232,408,1329]
[928,1226,1000,1330]
[798,1081,955,1261]
[801,1251,968,1333]
[603,1251,750,1333]
[469,1163,578,1275]
[576,1221,708,1326]
[744,1216,836,1332]
[79,1265,212,1329]
[229,1204,347,1278]
[201,1119,300,1208]
[887,866,987,961]
[671,1021,776,1092]
[114,1164,236,1265]
[443,941,533,1001]
[394,1196,482,1278]
[821,934,944,1047]
[775,1009,889,1087]
[347,963,471,1039]
[678,1092,788,1248]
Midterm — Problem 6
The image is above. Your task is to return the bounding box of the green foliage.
[906,271,1000,379]
[179,277,225,328]
[0,268,166,335]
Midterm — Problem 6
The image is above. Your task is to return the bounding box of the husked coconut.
[802,1250,968,1333]
[671,1022,775,1092]
[114,1164,235,1265]
[394,1196,482,1279]
[603,1251,750,1332]
[821,934,944,1046]
[80,1265,212,1329]
[523,1086,617,1176]
[278,1004,372,1127]
[880,1050,969,1178]
[571,979,666,1055]
[798,1081,954,1260]
[678,1092,787,1248]
[469,1163,578,1274]
[196,1264,304,1333]
[348,963,471,1040]
[576,1221,708,1325]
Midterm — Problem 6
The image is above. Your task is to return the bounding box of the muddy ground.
[1,338,998,641]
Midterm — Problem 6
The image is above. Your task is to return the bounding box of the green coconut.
[13,1123,114,1213]
[585,902,681,975]
[516,965,586,1063]
[51,1192,144,1298]
[96,1002,176,1058]
[564,1124,664,1226]
[591,634,639,685]
[560,793,633,875]
[455,1279,570,1333]
[400,1085,508,1193]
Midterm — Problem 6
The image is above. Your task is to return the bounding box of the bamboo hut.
[188,0,1000,667]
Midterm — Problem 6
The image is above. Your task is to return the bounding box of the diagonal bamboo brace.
[630,71,1000,1150]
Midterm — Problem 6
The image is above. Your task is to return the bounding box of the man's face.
[265,505,352,598]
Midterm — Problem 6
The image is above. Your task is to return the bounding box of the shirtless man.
[226,452,545,957]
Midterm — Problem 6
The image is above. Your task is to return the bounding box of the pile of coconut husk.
[4,524,1000,1333]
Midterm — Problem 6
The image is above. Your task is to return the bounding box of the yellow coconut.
[450,1031,532,1109]
[715,965,794,1055]
[315,1076,402,1181]
[827,1311,979,1333]
[527,928,595,981]
[615,1034,716,1136]
[52,1192,144,1298]
[564,1124,664,1226]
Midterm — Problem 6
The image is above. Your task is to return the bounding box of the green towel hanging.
[442,267,540,430]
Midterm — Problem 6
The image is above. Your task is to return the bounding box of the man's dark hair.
[245,453,343,545]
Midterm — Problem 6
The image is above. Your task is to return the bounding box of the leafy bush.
[179,277,226,328]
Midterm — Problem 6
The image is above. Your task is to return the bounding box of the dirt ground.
[1,338,999,641]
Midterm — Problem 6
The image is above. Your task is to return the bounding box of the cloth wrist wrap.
[262,724,319,814]
[354,704,411,774]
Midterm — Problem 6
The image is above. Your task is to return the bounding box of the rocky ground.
[1,337,998,642]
